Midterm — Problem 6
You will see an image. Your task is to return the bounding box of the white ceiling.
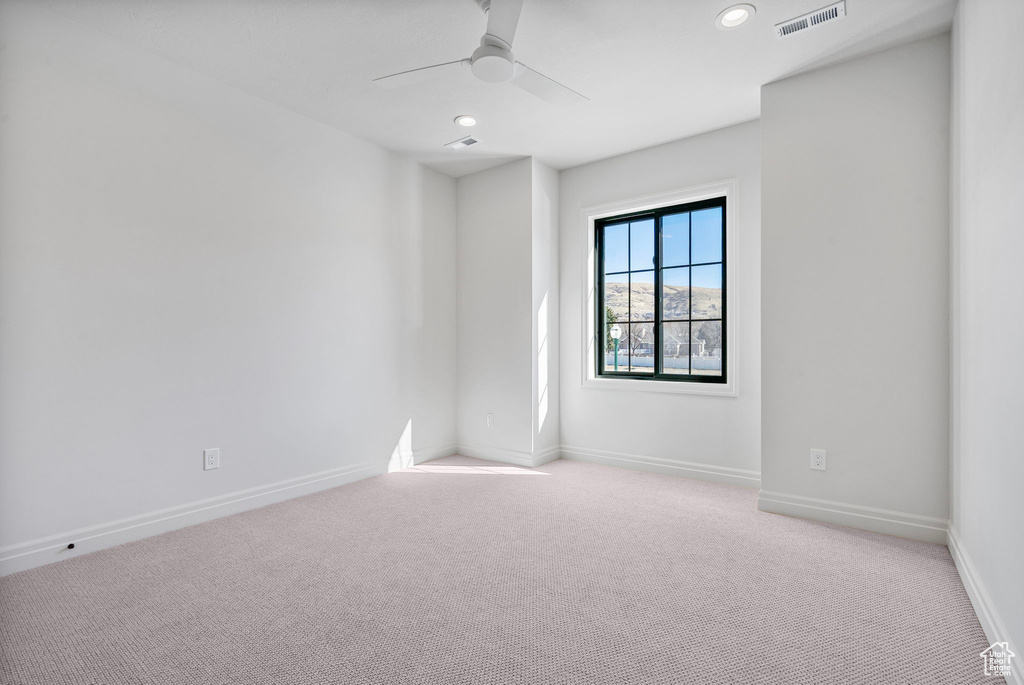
[36,0,955,177]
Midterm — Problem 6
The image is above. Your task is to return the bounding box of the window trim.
[579,180,738,397]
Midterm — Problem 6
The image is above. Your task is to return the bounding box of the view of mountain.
[604,282,722,322]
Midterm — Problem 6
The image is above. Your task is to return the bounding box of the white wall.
[532,160,560,458]
[558,121,762,486]
[759,35,951,541]
[455,159,535,460]
[950,0,1024,670]
[0,4,456,561]
[454,157,560,466]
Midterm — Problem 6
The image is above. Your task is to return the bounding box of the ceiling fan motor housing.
[471,35,515,82]
[372,0,586,105]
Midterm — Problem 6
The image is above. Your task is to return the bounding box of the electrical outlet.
[810,448,826,471]
[204,448,220,471]
[485,413,494,427]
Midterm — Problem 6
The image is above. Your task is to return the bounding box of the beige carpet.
[0,456,1000,684]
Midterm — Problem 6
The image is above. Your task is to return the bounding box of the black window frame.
[595,196,727,384]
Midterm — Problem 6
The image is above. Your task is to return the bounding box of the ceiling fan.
[372,0,588,106]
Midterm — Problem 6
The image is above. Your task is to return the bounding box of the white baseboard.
[0,461,377,577]
[532,445,561,467]
[413,442,457,464]
[560,444,761,488]
[455,442,535,467]
[454,442,559,469]
[948,526,1022,685]
[757,489,949,544]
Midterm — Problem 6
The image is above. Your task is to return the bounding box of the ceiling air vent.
[445,136,479,150]
[776,1,846,39]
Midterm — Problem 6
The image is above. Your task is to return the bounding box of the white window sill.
[582,376,737,397]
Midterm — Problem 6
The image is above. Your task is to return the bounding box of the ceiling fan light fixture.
[455,115,478,127]
[716,4,756,29]
[470,41,516,83]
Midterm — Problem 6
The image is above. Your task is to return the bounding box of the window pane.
[691,264,722,320]
[630,271,655,322]
[603,222,629,273]
[661,267,689,320]
[628,323,654,372]
[602,316,627,373]
[662,322,690,375]
[691,207,722,264]
[692,320,723,377]
[604,273,628,325]
[662,213,689,268]
[629,219,654,271]
[596,198,725,384]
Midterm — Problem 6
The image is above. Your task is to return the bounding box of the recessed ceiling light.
[716,4,756,29]
[454,115,478,127]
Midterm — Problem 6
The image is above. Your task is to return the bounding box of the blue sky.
[603,208,722,283]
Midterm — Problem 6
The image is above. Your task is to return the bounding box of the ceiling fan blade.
[511,63,589,106]
[373,59,468,89]
[486,0,526,47]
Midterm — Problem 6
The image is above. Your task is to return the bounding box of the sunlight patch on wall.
[538,293,549,433]
[387,419,414,472]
